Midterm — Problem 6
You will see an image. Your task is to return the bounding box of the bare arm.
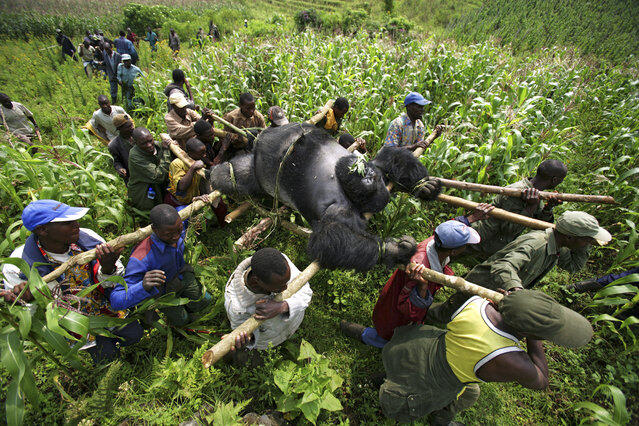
[476,339,549,390]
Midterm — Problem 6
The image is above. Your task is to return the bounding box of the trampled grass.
[0,18,638,426]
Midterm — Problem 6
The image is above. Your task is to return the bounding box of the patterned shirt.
[384,112,425,147]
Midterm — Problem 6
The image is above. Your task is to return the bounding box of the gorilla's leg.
[308,204,417,271]
[209,153,263,196]
[371,146,441,200]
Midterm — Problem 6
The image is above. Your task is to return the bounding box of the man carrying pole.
[467,159,567,260]
[428,210,611,323]
[378,288,593,424]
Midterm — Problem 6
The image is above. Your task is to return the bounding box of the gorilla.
[210,123,441,271]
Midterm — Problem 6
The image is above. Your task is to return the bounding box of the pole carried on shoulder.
[201,261,321,367]
[306,99,335,126]
[434,177,616,205]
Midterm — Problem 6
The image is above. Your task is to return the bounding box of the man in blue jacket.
[110,203,211,326]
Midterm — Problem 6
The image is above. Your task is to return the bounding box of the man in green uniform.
[428,211,611,323]
[379,289,593,424]
[127,127,174,213]
[468,159,567,260]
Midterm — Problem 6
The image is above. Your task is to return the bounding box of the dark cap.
[267,106,288,126]
[499,289,593,348]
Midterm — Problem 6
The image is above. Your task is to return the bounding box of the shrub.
[123,3,172,34]
[294,9,322,31]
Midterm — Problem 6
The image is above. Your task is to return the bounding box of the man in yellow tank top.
[379,289,592,424]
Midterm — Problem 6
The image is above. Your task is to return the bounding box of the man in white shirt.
[224,248,312,354]
[0,92,40,147]
[87,95,126,144]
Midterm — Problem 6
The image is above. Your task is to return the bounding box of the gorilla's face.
[336,155,390,214]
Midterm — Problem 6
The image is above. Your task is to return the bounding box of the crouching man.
[224,248,312,361]
[109,204,211,326]
[378,289,592,424]
[1,200,142,365]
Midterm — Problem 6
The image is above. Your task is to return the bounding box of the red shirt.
[372,236,454,340]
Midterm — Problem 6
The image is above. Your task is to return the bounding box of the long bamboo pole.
[410,262,504,302]
[208,112,249,142]
[202,261,321,367]
[437,193,553,229]
[161,133,206,179]
[41,193,219,283]
[306,99,335,125]
[435,177,616,204]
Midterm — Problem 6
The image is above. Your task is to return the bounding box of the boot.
[566,279,602,293]
[340,320,365,341]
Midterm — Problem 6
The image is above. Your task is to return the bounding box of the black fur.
[209,123,437,271]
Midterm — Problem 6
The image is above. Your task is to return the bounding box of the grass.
[0,3,638,426]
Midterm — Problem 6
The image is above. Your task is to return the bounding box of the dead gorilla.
[210,123,440,271]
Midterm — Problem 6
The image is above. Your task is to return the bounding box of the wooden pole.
[435,177,616,204]
[208,112,248,142]
[410,263,504,303]
[42,193,220,283]
[161,133,206,179]
[202,261,321,368]
[225,201,252,223]
[436,193,553,230]
[306,99,335,126]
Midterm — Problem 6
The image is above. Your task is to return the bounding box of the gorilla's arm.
[208,152,263,196]
[308,204,417,271]
[371,146,441,200]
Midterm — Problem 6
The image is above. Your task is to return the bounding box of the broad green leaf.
[320,391,343,411]
[0,330,26,383]
[10,306,32,339]
[574,401,616,425]
[593,385,630,424]
[28,264,53,306]
[45,302,75,340]
[596,284,639,298]
[299,399,321,424]
[298,339,320,361]
[5,380,24,426]
[57,310,90,337]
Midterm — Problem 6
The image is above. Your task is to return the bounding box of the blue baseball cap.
[434,220,480,249]
[22,200,89,231]
[404,92,431,106]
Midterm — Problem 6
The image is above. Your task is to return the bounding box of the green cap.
[499,289,593,348]
[556,211,611,246]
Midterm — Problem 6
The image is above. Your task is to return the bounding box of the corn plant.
[574,384,630,425]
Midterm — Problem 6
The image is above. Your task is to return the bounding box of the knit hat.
[500,289,593,348]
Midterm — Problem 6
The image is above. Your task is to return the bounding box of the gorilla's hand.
[382,235,417,267]
[413,177,441,201]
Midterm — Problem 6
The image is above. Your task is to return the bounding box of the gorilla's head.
[336,154,390,214]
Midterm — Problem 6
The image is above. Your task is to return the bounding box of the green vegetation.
[0,0,638,424]
[450,0,639,63]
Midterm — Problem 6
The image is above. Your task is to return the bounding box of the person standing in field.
[55,29,76,61]
[144,27,159,52]
[384,92,431,150]
[196,28,205,48]
[126,27,139,47]
[222,92,266,144]
[87,95,126,144]
[108,114,135,183]
[378,289,593,424]
[78,39,96,77]
[114,30,138,64]
[127,127,173,213]
[102,42,121,104]
[0,92,41,148]
[117,54,143,109]
[163,69,194,112]
[168,29,180,56]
